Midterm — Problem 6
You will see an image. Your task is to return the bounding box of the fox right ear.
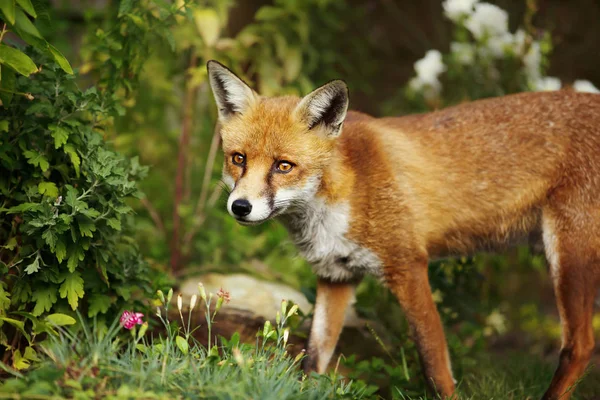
[207,60,257,121]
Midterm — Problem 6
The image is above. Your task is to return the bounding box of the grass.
[389,353,600,400]
[1,286,598,399]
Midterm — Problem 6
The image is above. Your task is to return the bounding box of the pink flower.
[120,310,144,329]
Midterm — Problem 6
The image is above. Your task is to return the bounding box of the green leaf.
[0,120,9,132]
[175,336,189,355]
[78,218,96,238]
[13,8,42,39]
[23,346,39,362]
[107,218,121,231]
[49,124,69,149]
[59,271,84,310]
[0,44,37,76]
[38,182,58,198]
[63,145,80,177]
[42,229,56,250]
[0,66,15,105]
[118,0,134,16]
[55,239,66,263]
[67,244,84,273]
[46,313,76,326]
[48,44,73,75]
[194,8,220,47]
[255,6,286,21]
[16,0,36,18]
[4,237,17,250]
[24,256,39,274]
[31,287,57,316]
[23,150,49,172]
[87,294,111,317]
[0,0,16,25]
[0,317,29,342]
[12,349,30,370]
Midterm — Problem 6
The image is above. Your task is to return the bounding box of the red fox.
[206,60,600,400]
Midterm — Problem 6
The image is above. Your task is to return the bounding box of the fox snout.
[230,199,252,217]
[226,191,274,225]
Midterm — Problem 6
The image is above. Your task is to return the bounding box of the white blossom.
[523,41,542,80]
[573,79,600,94]
[512,29,527,55]
[451,42,475,64]
[442,0,478,22]
[411,49,446,93]
[465,3,509,40]
[533,77,561,91]
[486,32,514,58]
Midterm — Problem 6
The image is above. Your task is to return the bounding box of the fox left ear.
[207,60,258,121]
[295,80,349,137]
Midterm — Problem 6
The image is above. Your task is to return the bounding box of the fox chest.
[282,201,383,281]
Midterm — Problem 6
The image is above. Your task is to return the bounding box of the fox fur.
[207,60,600,400]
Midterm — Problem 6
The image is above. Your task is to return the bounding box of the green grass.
[389,353,600,400]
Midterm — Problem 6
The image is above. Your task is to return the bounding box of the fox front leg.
[303,278,357,374]
[385,260,456,398]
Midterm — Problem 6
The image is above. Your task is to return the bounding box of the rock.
[179,272,364,328]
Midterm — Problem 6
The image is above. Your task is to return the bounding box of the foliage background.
[1,0,600,398]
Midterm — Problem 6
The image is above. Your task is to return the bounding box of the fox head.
[207,60,349,225]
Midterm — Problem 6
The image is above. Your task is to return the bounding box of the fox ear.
[295,80,349,137]
[207,60,257,121]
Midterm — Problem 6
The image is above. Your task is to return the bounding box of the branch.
[140,197,166,236]
[170,52,199,274]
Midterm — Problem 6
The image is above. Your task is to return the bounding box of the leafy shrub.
[0,49,159,369]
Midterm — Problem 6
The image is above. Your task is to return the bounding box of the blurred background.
[22,0,600,396]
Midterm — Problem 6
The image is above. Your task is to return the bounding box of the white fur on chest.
[282,200,383,281]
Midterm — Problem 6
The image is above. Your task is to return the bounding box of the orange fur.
[207,60,600,400]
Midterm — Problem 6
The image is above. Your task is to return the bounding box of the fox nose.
[231,199,252,217]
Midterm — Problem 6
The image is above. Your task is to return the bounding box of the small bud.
[263,320,271,338]
[280,300,288,317]
[215,296,224,313]
[198,283,207,302]
[190,294,198,311]
[167,288,173,304]
[233,347,244,366]
[156,307,161,318]
[286,304,299,318]
[276,311,281,325]
[283,328,290,346]
[177,294,183,311]
[25,93,34,101]
[137,322,149,340]
[293,349,305,364]
[157,290,165,304]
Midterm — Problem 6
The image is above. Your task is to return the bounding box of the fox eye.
[276,161,294,173]
[232,153,245,166]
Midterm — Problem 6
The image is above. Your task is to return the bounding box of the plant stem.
[170,51,199,275]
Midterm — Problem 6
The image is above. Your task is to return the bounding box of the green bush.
[0,50,158,369]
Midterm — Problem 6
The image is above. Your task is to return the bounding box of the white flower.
[512,29,527,55]
[485,32,514,58]
[465,3,509,39]
[451,42,475,64]
[573,79,600,94]
[442,0,478,22]
[412,49,447,93]
[533,77,561,91]
[523,41,542,80]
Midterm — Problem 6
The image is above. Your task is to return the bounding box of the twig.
[181,126,222,254]
[170,52,199,274]
[140,197,166,236]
